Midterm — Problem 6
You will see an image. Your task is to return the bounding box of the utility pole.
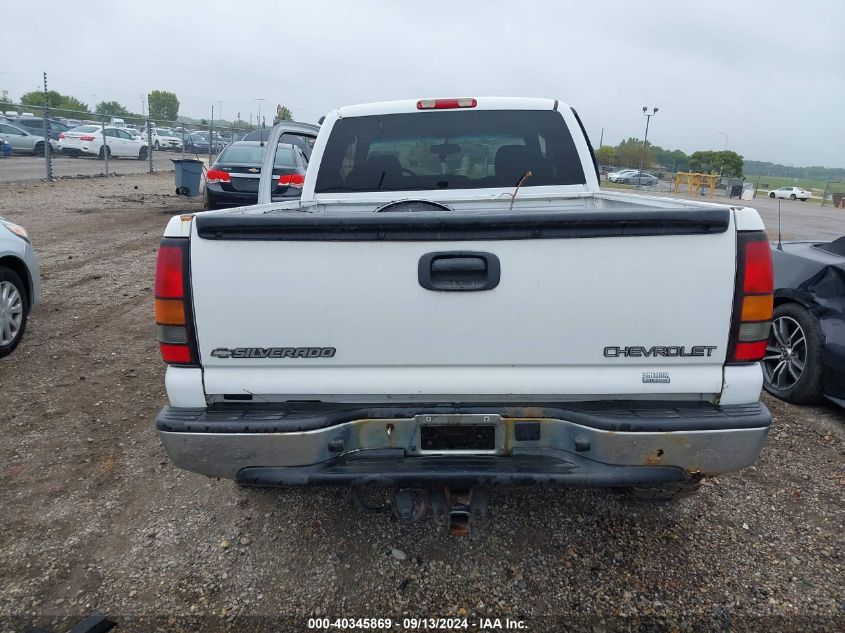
[637,107,658,189]
[254,98,265,144]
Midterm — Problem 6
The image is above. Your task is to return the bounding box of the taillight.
[417,98,477,110]
[154,238,198,366]
[58,132,65,140]
[727,231,774,363]
[80,135,95,141]
[206,169,231,184]
[277,173,305,189]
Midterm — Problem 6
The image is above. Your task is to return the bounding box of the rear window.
[314,110,585,193]
[218,144,295,167]
[71,125,99,133]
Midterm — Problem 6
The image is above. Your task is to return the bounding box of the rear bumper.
[156,401,771,485]
[206,185,257,207]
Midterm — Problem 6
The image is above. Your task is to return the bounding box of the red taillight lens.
[733,341,768,362]
[278,173,305,189]
[417,98,477,110]
[159,344,192,364]
[154,238,198,366]
[80,135,95,141]
[155,245,184,298]
[743,240,774,294]
[727,231,774,363]
[206,169,231,184]
[58,132,65,140]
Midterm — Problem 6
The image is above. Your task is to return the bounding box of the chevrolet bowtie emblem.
[247,168,259,173]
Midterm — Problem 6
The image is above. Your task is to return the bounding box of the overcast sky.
[3,0,843,167]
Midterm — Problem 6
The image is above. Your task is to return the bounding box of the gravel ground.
[0,152,179,183]
[0,176,843,632]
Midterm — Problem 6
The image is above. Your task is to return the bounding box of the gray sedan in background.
[618,172,658,185]
[0,217,41,357]
[0,121,56,155]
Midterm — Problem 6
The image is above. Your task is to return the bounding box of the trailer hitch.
[354,486,491,535]
[432,487,490,536]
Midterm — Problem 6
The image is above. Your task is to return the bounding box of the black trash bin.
[172,159,203,197]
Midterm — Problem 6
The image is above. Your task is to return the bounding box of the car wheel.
[0,267,29,358]
[138,147,148,160]
[203,187,218,210]
[769,192,776,198]
[32,141,44,156]
[790,194,796,200]
[98,145,111,159]
[762,303,824,404]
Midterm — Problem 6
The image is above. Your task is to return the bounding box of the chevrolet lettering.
[603,345,718,358]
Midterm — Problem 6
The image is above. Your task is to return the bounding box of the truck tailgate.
[189,209,735,400]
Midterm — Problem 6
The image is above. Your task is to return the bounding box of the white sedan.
[58,125,149,160]
[768,186,811,201]
[148,128,183,151]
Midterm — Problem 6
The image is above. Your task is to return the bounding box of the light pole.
[254,98,265,144]
[637,106,658,188]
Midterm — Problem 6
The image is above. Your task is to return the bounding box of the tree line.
[1,89,180,123]
[596,138,744,177]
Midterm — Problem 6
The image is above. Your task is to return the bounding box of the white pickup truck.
[154,97,773,529]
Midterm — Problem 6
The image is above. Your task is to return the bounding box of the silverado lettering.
[603,345,717,358]
[211,347,336,359]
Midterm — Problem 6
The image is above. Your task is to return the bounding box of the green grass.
[600,181,636,190]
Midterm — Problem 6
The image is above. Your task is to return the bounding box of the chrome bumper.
[156,402,771,484]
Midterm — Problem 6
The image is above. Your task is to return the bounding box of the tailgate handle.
[418,252,500,291]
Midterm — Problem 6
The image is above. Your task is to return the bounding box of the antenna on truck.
[508,170,533,212]
[777,199,783,251]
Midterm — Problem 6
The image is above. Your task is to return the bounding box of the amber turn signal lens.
[155,298,186,325]
[741,294,773,322]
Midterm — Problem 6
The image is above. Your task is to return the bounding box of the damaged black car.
[765,236,845,407]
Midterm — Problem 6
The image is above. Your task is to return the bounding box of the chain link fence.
[0,99,266,183]
[599,167,757,200]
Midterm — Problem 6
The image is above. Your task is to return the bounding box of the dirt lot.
[0,153,178,183]
[0,175,843,632]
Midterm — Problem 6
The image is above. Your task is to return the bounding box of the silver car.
[618,172,658,186]
[0,218,41,357]
[0,121,56,155]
